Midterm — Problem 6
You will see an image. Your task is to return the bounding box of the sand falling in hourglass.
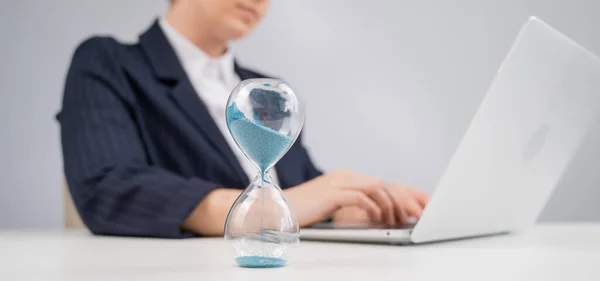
[224,78,303,268]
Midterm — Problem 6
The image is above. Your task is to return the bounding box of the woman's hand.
[332,183,429,225]
[285,170,429,227]
[385,183,429,223]
[285,170,391,227]
[183,170,430,236]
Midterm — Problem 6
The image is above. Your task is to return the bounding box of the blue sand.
[235,256,287,268]
[227,103,292,173]
[227,103,246,120]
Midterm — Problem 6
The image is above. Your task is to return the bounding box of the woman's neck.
[165,6,227,57]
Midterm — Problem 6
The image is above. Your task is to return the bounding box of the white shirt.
[159,19,281,186]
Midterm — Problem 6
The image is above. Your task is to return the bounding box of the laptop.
[300,17,600,244]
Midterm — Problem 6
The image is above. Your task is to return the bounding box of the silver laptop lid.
[411,17,600,243]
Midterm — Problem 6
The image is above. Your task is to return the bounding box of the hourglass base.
[235,256,287,268]
[224,175,299,268]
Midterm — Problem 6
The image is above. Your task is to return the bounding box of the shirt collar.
[158,19,237,86]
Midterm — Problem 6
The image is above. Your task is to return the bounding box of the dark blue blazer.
[58,21,322,238]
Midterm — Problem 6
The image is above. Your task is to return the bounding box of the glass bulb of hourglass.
[224,78,304,268]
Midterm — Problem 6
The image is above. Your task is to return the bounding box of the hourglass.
[224,78,304,268]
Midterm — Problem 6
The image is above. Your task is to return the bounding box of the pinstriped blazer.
[58,20,322,238]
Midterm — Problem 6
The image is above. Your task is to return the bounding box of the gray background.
[1,0,598,229]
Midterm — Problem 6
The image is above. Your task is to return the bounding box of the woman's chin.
[225,21,255,40]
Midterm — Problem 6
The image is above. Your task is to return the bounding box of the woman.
[58,0,428,238]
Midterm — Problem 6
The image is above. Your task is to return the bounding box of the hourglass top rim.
[227,78,303,109]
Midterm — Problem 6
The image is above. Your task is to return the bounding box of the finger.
[339,190,382,223]
[332,207,370,224]
[344,175,392,224]
[365,186,395,225]
[384,186,410,224]
[409,188,430,208]
[399,191,424,220]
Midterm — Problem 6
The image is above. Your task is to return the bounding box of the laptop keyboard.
[309,222,415,230]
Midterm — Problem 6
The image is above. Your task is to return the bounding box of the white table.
[1,223,599,281]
